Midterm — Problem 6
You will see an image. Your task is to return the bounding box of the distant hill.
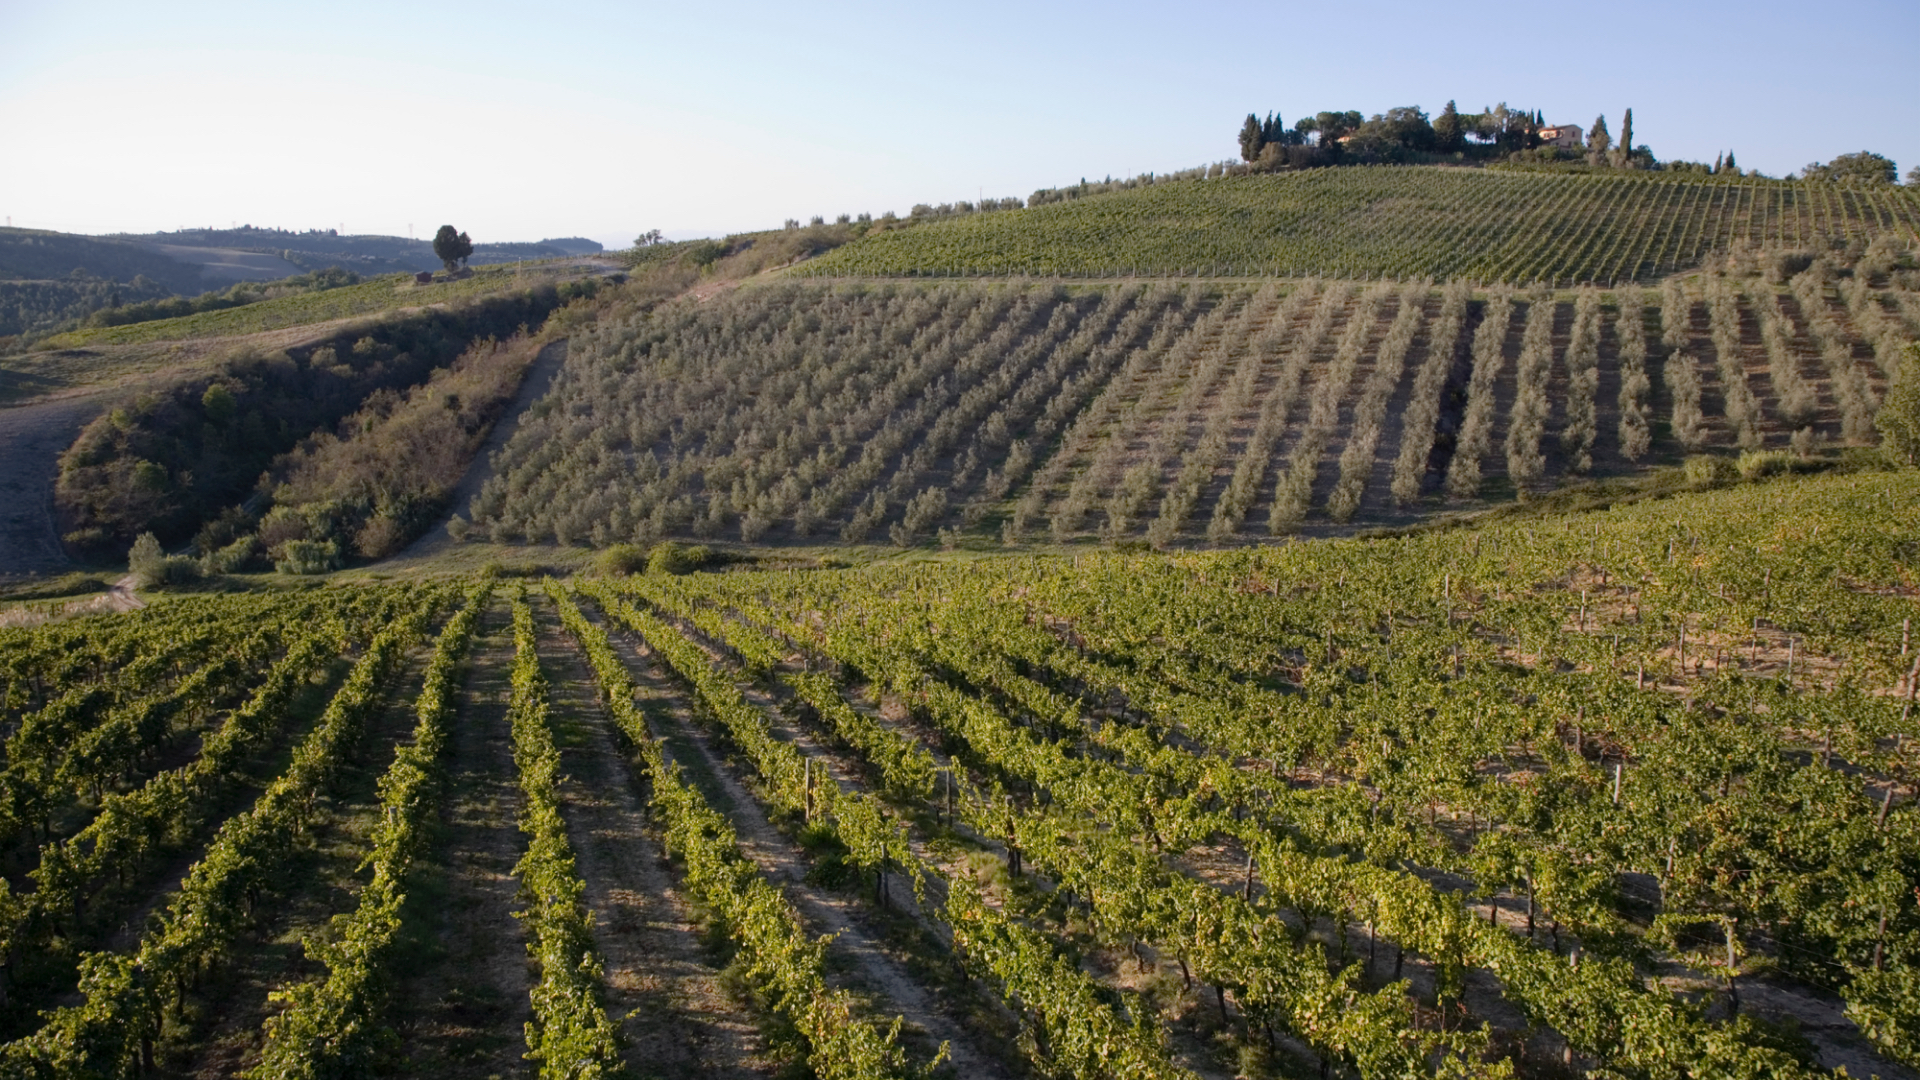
[538,237,604,255]
[0,228,209,292]
[0,225,605,338]
[110,227,600,278]
[801,166,1920,284]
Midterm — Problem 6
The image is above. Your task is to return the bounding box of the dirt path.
[390,599,534,1077]
[400,339,569,560]
[0,394,102,574]
[578,600,1008,1079]
[533,599,771,1080]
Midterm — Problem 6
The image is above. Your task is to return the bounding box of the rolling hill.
[464,254,1916,550]
[799,166,1920,284]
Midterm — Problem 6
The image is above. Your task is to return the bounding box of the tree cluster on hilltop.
[1234,102,1588,168]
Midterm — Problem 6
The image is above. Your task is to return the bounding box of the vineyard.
[463,262,1917,549]
[0,468,1916,1078]
[796,167,1920,285]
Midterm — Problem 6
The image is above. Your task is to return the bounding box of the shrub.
[274,539,341,575]
[353,515,406,559]
[202,535,261,574]
[1736,449,1797,480]
[646,541,710,576]
[1683,455,1736,489]
[1877,344,1920,467]
[594,543,648,576]
[127,532,166,586]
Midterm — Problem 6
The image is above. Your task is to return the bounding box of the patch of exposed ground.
[390,600,535,1078]
[532,598,772,1080]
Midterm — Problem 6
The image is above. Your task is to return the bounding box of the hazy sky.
[3,0,1914,250]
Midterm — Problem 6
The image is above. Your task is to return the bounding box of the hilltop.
[801,166,1920,284]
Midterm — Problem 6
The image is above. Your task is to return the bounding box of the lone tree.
[432,225,473,272]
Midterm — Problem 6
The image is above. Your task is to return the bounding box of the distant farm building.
[1537,125,1584,149]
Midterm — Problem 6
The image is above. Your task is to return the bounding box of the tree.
[1724,149,1738,174]
[128,532,164,583]
[1586,115,1612,166]
[200,383,236,424]
[1803,151,1898,185]
[1908,164,1920,186]
[1239,114,1265,163]
[634,229,664,247]
[1434,100,1465,153]
[1878,344,1920,466]
[1261,112,1287,147]
[1611,108,1634,168]
[432,225,473,272]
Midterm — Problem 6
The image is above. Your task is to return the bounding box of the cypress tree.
[1239,114,1265,162]
[1714,151,1725,174]
[1725,149,1738,173]
[1614,108,1634,167]
[1263,112,1285,146]
[1434,100,1464,153]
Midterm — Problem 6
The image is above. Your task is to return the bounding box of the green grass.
[39,262,593,348]
[799,166,1920,284]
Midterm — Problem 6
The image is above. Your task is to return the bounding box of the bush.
[1736,449,1798,480]
[646,541,710,576]
[274,539,341,575]
[352,515,406,559]
[595,543,648,576]
[1877,344,1920,467]
[1683,455,1736,489]
[63,526,112,554]
[127,532,166,586]
[129,529,202,587]
[445,515,472,543]
[202,535,261,574]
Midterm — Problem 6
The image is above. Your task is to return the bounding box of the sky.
[2,0,1914,251]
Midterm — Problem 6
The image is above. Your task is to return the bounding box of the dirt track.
[399,338,569,560]
[0,393,103,574]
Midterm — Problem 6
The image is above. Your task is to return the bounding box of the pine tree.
[1239,114,1265,163]
[1586,115,1612,166]
[1725,149,1738,174]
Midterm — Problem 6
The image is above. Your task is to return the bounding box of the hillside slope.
[463,267,1916,550]
[799,167,1920,284]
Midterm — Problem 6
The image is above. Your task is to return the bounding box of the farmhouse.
[1537,124,1583,149]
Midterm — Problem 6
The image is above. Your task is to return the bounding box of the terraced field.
[3,470,1918,1078]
